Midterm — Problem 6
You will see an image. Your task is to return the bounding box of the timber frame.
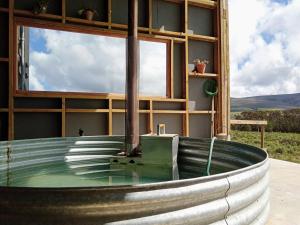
[0,0,230,141]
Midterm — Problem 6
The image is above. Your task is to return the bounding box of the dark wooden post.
[260,125,265,149]
[126,0,139,156]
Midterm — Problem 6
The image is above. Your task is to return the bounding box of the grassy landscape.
[231,130,300,164]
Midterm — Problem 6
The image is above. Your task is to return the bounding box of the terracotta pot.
[85,10,95,21]
[196,63,206,74]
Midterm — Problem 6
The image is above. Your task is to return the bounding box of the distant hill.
[231,93,300,112]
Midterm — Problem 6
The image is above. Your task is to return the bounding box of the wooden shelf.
[189,72,218,78]
[188,34,218,42]
[66,109,109,113]
[188,0,217,9]
[0,7,9,13]
[189,110,215,114]
[153,110,186,114]
[14,9,63,20]
[112,109,150,113]
[0,108,8,112]
[14,108,62,113]
[66,17,108,27]
[0,58,9,62]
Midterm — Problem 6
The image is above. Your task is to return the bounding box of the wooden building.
[0,0,230,141]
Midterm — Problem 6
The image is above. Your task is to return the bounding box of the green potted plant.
[192,59,209,74]
[78,8,98,21]
[32,0,49,15]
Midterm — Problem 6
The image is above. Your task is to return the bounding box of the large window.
[16,26,168,97]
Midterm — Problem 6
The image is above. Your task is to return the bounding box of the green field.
[231,130,300,164]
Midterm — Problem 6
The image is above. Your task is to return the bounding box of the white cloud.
[229,0,300,97]
[28,28,167,96]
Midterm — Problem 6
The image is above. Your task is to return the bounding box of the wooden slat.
[62,0,66,24]
[108,98,112,135]
[188,0,217,9]
[14,108,62,113]
[170,39,174,98]
[0,108,8,112]
[0,7,9,13]
[188,34,218,42]
[112,109,150,113]
[108,0,112,29]
[184,0,189,136]
[149,0,153,34]
[189,72,218,78]
[189,110,216,114]
[0,58,9,62]
[66,109,109,113]
[61,97,66,137]
[153,110,186,114]
[8,0,14,140]
[14,9,63,20]
[230,120,268,126]
[66,17,108,27]
[149,100,153,133]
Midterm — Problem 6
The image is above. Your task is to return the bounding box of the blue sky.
[28,28,166,96]
[28,0,300,98]
[229,0,300,97]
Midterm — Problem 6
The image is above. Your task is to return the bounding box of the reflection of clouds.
[29,28,166,96]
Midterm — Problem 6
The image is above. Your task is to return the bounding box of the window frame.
[13,17,171,98]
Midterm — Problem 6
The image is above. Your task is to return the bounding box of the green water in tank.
[2,161,174,188]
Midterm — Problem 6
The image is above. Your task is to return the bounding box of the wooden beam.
[62,0,66,23]
[66,109,109,113]
[108,98,113,135]
[230,120,268,126]
[188,34,218,42]
[61,97,66,137]
[188,0,217,9]
[261,126,265,149]
[184,0,189,137]
[108,0,112,29]
[170,39,174,98]
[188,72,218,78]
[148,0,153,34]
[0,58,9,62]
[149,100,153,133]
[8,0,14,140]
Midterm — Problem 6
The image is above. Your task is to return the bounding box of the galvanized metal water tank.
[0,136,269,225]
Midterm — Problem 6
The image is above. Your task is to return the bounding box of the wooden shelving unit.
[0,0,230,140]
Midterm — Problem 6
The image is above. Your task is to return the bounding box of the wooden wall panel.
[14,112,61,139]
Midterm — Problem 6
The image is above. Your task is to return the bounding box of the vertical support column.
[170,39,174,99]
[126,0,139,155]
[148,100,153,134]
[108,0,112,29]
[184,0,189,137]
[61,97,66,137]
[62,0,66,24]
[260,125,265,149]
[8,0,14,140]
[220,0,230,137]
[148,0,152,34]
[108,98,113,136]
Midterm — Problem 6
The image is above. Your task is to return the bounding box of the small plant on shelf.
[32,0,49,15]
[78,8,98,21]
[192,59,209,74]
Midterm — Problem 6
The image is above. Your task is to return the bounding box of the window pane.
[17,26,167,97]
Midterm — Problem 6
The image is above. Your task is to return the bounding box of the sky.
[28,28,166,96]
[27,0,300,98]
[229,0,300,97]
